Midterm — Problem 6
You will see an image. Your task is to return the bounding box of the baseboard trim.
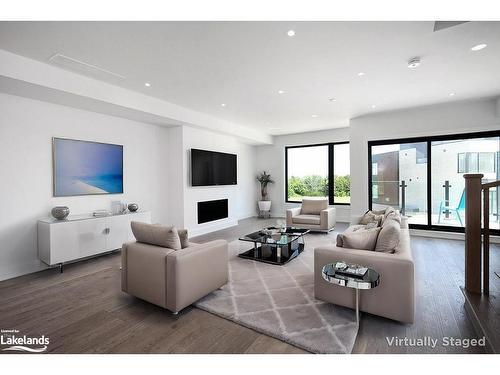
[410,229,500,243]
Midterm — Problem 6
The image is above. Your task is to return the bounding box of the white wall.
[0,93,170,281]
[255,128,352,222]
[349,98,500,217]
[181,126,257,236]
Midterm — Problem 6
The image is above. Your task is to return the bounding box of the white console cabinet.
[38,211,151,268]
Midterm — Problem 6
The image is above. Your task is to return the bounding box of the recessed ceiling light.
[371,104,377,109]
[221,103,226,107]
[329,98,337,102]
[358,72,365,77]
[287,30,295,37]
[449,92,456,97]
[278,90,285,94]
[144,82,151,87]
[311,114,319,118]
[471,43,487,51]
[407,57,421,69]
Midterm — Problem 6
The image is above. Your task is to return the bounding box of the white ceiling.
[0,21,499,135]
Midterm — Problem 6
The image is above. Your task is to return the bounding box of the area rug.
[195,230,358,354]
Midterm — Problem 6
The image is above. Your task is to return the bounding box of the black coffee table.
[238,227,309,265]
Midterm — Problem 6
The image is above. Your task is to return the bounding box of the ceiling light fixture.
[449,92,456,97]
[358,72,365,77]
[329,98,337,102]
[287,30,295,37]
[407,57,421,69]
[144,82,151,87]
[311,114,319,118]
[278,90,285,94]
[371,105,377,109]
[221,103,226,107]
[471,43,487,51]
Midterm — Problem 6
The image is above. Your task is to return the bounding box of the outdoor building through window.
[368,131,500,233]
[286,142,350,205]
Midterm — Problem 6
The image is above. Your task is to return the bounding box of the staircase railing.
[464,174,500,294]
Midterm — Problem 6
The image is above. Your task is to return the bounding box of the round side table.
[321,263,380,326]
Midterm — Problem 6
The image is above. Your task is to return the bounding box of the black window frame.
[285,141,350,206]
[368,129,500,235]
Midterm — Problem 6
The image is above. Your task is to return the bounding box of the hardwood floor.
[0,217,497,354]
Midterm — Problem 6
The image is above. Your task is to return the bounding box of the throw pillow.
[336,225,365,247]
[383,210,401,226]
[338,227,381,251]
[359,211,383,226]
[131,221,182,250]
[178,229,189,248]
[375,219,401,253]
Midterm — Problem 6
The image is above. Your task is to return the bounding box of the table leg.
[254,242,258,258]
[355,288,360,327]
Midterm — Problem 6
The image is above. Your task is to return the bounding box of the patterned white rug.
[195,231,358,354]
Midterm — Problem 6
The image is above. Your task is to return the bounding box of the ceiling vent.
[48,53,126,81]
[433,21,469,32]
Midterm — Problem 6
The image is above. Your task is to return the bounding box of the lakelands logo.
[1,329,49,353]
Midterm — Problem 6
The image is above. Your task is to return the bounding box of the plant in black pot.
[256,171,274,215]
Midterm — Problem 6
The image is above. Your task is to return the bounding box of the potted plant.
[257,171,274,213]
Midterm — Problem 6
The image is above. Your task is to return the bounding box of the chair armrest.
[286,207,301,225]
[121,241,174,307]
[166,239,228,312]
[320,207,336,230]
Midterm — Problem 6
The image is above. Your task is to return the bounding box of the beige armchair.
[121,238,228,314]
[286,198,335,232]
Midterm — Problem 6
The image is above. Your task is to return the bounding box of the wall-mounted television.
[191,148,237,186]
[53,138,124,197]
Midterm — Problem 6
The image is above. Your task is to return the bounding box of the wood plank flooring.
[0,217,498,354]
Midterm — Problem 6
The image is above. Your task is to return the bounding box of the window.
[457,152,496,173]
[286,142,350,205]
[368,131,500,234]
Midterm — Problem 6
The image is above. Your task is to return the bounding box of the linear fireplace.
[197,199,228,224]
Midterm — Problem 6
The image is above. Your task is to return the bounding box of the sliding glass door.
[431,137,499,229]
[368,131,500,233]
[370,142,428,225]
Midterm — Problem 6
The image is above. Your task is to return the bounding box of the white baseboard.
[410,228,500,243]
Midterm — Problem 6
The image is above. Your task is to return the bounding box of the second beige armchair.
[121,223,228,314]
[286,198,335,232]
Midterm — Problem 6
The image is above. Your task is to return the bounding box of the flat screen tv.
[53,138,124,197]
[191,148,237,186]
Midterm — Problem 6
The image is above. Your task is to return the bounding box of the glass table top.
[239,227,309,245]
[322,262,380,290]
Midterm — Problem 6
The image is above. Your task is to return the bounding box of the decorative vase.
[51,206,70,220]
[128,203,139,212]
[258,200,272,211]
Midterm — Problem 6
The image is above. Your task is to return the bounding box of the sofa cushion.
[131,221,182,250]
[177,229,189,249]
[338,227,381,251]
[375,219,400,253]
[383,210,401,226]
[300,198,328,215]
[293,214,321,225]
[359,211,384,226]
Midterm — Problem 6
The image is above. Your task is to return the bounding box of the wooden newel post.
[464,174,483,294]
